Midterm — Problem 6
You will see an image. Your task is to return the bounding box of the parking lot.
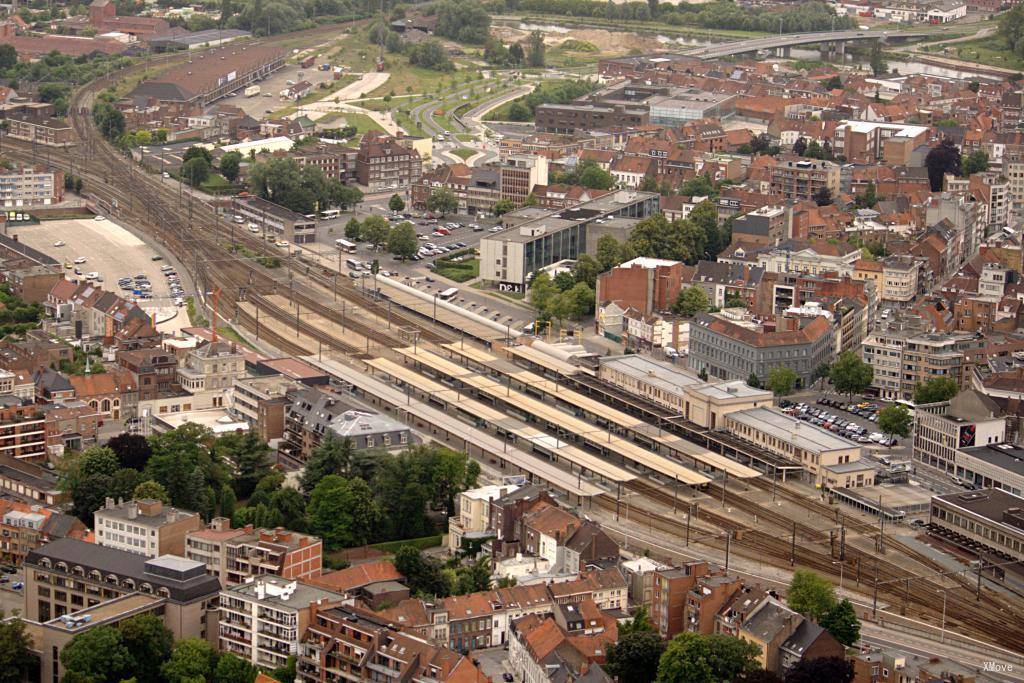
[14,218,188,334]
[213,61,336,119]
[781,397,898,447]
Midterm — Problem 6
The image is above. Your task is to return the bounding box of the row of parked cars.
[779,399,898,446]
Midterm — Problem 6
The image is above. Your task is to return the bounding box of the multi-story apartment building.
[186,519,323,587]
[534,103,649,134]
[970,172,1010,230]
[297,604,477,683]
[925,193,982,273]
[0,167,63,208]
[355,135,422,191]
[689,312,834,388]
[291,144,358,183]
[769,158,840,202]
[24,537,221,628]
[232,196,316,244]
[832,120,929,164]
[730,206,788,246]
[116,347,179,400]
[219,577,343,670]
[94,498,203,558]
[0,404,50,462]
[880,255,921,305]
[651,562,714,639]
[0,500,86,566]
[177,340,246,394]
[4,115,74,147]
[230,375,299,441]
[448,483,519,553]
[499,154,549,203]
[862,319,980,400]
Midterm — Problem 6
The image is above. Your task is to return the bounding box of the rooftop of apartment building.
[225,576,343,609]
[95,498,198,526]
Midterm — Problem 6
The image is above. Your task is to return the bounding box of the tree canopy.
[787,569,836,621]
[878,404,912,440]
[913,376,958,404]
[673,286,710,317]
[829,351,873,397]
[656,632,760,683]
[767,366,798,396]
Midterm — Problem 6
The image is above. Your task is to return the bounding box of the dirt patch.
[492,25,665,54]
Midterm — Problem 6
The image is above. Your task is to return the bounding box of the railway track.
[5,27,1023,654]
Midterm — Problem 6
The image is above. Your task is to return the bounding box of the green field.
[339,112,386,135]
[435,255,479,283]
[451,148,476,160]
[915,37,1024,71]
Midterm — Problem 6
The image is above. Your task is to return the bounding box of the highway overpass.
[686,30,931,60]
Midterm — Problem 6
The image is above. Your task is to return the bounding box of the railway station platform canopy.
[441,343,762,481]
[395,346,712,487]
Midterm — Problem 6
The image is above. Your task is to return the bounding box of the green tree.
[300,433,354,493]
[820,598,860,646]
[578,163,616,190]
[656,633,760,683]
[361,215,390,249]
[455,556,493,594]
[869,40,887,76]
[430,448,480,517]
[308,475,382,549]
[925,137,962,192]
[344,217,362,241]
[672,286,710,317]
[219,483,237,518]
[605,631,665,683]
[0,45,16,71]
[0,613,33,683]
[596,234,623,271]
[427,188,458,216]
[144,424,226,512]
[813,186,833,206]
[492,198,515,216]
[434,0,491,43]
[394,546,450,597]
[1000,4,1024,58]
[823,74,842,90]
[509,42,525,65]
[269,655,297,683]
[407,40,455,71]
[372,451,434,541]
[913,376,958,404]
[962,150,989,176]
[878,403,911,440]
[119,613,173,683]
[747,372,761,389]
[787,569,836,621]
[160,638,217,683]
[854,181,878,209]
[785,657,854,683]
[526,30,546,67]
[61,626,133,682]
[688,199,723,258]
[219,151,243,183]
[214,431,272,499]
[529,271,558,319]
[767,366,798,396]
[107,432,152,471]
[182,156,211,187]
[829,351,873,398]
[213,652,258,683]
[619,605,655,636]
[132,479,170,504]
[387,221,419,259]
[388,194,406,212]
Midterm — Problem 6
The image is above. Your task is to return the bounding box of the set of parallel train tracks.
[2,28,1022,654]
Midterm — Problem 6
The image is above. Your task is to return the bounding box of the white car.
[248,225,260,234]
[276,240,290,248]
[94,215,105,221]
[73,257,87,264]
[85,272,99,280]
[53,240,65,247]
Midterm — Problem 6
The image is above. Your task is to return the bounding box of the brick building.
[355,135,422,191]
[770,158,840,202]
[186,518,323,587]
[595,257,684,316]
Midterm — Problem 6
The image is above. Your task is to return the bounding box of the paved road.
[686,29,931,59]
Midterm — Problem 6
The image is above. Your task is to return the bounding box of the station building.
[930,489,1024,564]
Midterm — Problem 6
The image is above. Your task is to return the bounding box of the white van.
[664,346,679,358]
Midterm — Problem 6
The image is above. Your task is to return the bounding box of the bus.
[438,287,458,301]
[336,239,357,253]
[321,209,341,220]
[345,258,362,271]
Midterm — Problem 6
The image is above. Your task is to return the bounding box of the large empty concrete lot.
[11,218,188,333]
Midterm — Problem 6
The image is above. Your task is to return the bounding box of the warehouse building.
[129,45,285,108]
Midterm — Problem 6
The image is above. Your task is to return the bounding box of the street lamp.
[832,560,845,590]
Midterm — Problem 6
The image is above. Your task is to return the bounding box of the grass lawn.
[922,37,1024,71]
[436,257,479,283]
[216,326,253,349]
[200,172,235,195]
[451,148,476,161]
[394,109,426,137]
[340,112,386,135]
